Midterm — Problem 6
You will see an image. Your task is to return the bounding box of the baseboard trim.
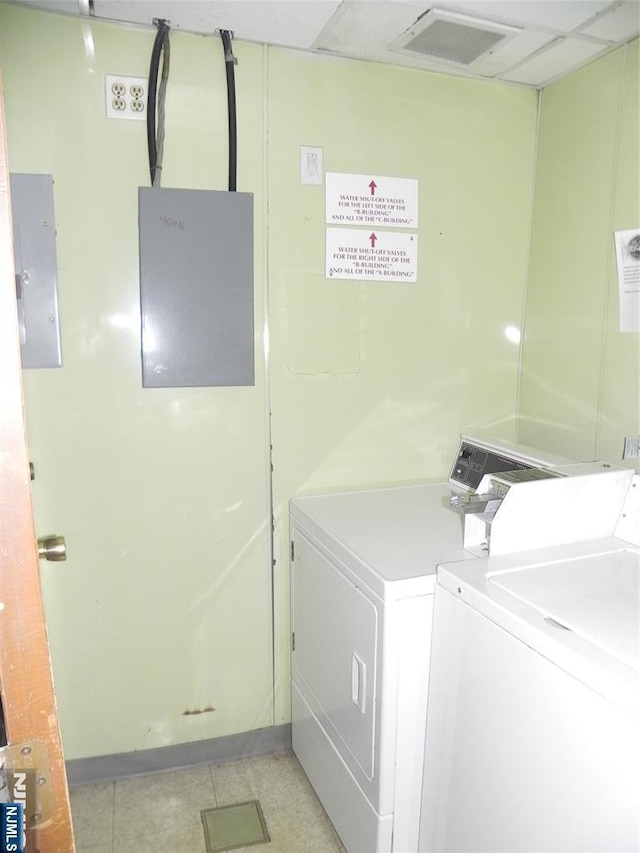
[66,724,292,788]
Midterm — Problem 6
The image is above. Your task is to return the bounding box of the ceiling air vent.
[390,9,521,66]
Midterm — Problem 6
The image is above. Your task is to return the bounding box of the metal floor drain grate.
[201,799,270,852]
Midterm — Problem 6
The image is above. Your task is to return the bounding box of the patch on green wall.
[283,272,362,375]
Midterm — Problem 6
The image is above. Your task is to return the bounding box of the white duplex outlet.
[105,74,148,121]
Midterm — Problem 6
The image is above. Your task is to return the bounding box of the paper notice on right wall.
[614,229,640,332]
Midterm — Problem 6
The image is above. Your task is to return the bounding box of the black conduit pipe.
[220,30,237,192]
[147,19,170,186]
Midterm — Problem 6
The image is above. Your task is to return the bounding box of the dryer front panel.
[292,530,379,780]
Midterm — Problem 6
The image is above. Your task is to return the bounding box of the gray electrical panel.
[139,187,254,388]
[10,173,62,369]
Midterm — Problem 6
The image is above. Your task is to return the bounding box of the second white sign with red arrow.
[326,227,418,283]
[325,173,418,229]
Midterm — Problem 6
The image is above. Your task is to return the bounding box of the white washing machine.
[289,436,576,853]
[419,477,640,852]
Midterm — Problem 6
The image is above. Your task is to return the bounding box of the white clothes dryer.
[290,436,575,853]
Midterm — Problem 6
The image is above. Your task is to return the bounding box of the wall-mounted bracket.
[0,741,54,827]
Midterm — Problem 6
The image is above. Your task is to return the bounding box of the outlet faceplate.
[105,75,147,121]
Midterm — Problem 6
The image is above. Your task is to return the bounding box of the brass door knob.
[37,535,66,562]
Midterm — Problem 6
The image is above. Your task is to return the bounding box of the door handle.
[351,653,366,715]
[37,535,66,562]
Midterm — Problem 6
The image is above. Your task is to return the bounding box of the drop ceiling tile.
[430,0,614,32]
[9,0,80,13]
[580,0,640,41]
[92,0,342,47]
[91,0,176,29]
[503,36,611,85]
[314,1,421,54]
[471,28,557,75]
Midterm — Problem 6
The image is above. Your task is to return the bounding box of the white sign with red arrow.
[325,173,418,229]
[326,227,418,283]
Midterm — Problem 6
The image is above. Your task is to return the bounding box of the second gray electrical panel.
[10,173,62,369]
[139,187,254,388]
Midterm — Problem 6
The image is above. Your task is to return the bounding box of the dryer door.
[292,530,378,779]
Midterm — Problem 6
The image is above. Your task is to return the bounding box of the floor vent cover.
[201,799,270,852]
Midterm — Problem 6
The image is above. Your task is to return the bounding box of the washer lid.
[488,549,638,669]
[437,539,640,717]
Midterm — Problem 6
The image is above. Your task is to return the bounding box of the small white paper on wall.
[614,229,640,333]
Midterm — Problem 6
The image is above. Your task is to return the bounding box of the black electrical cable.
[147,19,170,187]
[220,30,237,192]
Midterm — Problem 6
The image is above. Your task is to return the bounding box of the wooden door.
[0,69,75,852]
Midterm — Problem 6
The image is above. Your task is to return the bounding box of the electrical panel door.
[139,187,254,388]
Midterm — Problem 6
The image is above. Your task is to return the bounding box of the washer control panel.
[449,441,533,492]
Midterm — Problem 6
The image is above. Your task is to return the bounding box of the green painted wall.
[0,5,273,758]
[265,49,538,721]
[2,2,539,759]
[519,39,639,467]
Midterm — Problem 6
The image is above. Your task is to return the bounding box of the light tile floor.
[70,751,347,853]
